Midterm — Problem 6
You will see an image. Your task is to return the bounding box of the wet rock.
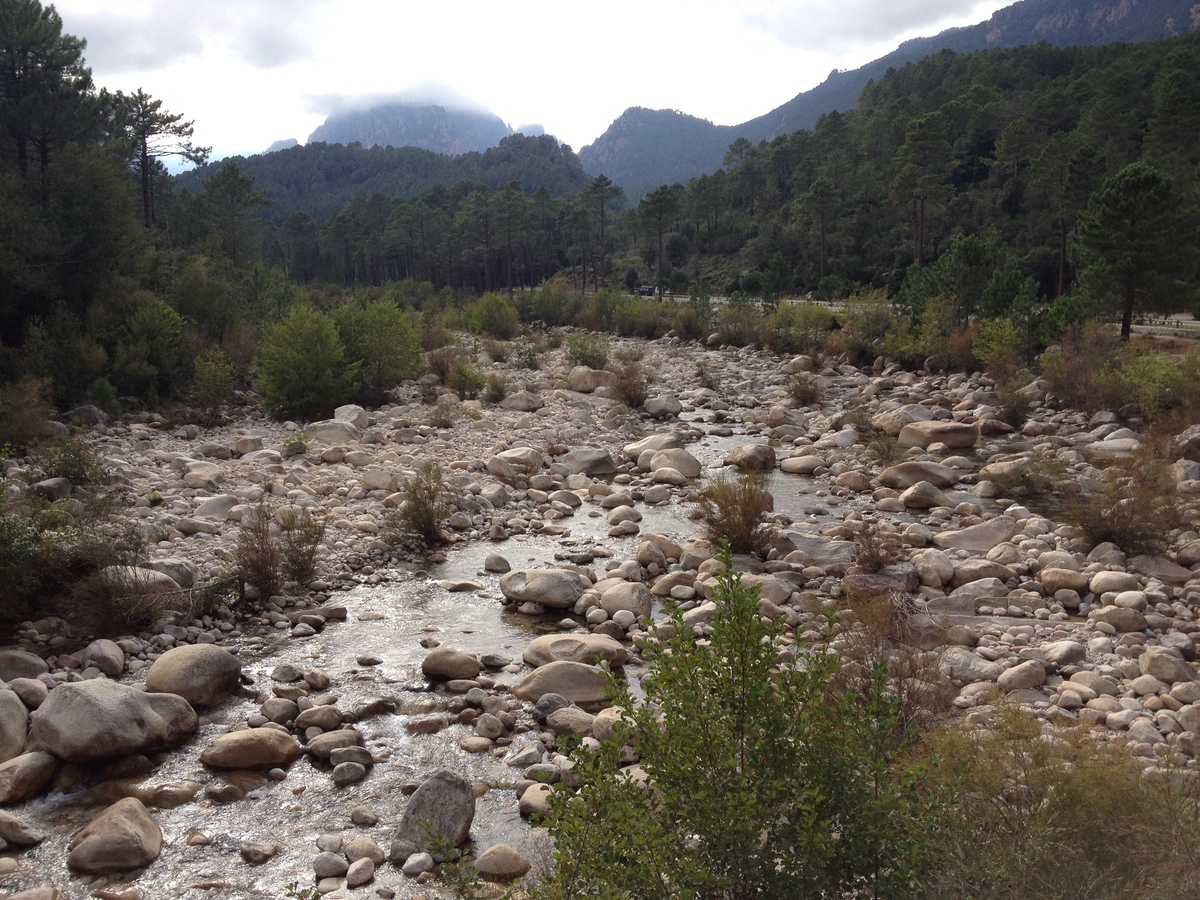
[723,444,775,471]
[313,851,348,878]
[484,553,511,573]
[0,689,27,763]
[332,761,368,785]
[879,462,958,489]
[145,644,243,708]
[0,809,46,846]
[524,634,629,667]
[346,856,375,887]
[67,798,161,874]
[391,769,476,856]
[0,751,57,804]
[599,582,652,618]
[499,569,591,609]
[239,840,280,864]
[200,728,302,769]
[562,448,616,476]
[422,648,481,680]
[932,517,1018,553]
[474,843,532,881]
[306,729,364,759]
[898,421,978,450]
[518,783,553,817]
[510,661,609,705]
[29,680,197,763]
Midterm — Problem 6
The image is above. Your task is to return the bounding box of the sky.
[52,0,1013,162]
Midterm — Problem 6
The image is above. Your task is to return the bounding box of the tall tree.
[639,183,682,295]
[198,161,270,267]
[0,0,97,184]
[584,173,622,290]
[1075,162,1192,340]
[114,88,209,227]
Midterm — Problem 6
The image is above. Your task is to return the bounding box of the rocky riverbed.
[2,335,1200,899]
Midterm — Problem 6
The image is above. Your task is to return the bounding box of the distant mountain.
[265,138,298,153]
[308,101,513,155]
[581,0,1200,196]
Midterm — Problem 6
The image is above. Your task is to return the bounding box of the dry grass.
[1061,453,1182,556]
[789,372,826,408]
[696,471,773,556]
[611,360,649,409]
[385,462,449,548]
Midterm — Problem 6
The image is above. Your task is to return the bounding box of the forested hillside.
[177,133,590,224]
[581,0,1200,194]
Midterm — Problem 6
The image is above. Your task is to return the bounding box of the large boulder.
[932,517,1018,553]
[938,647,1003,684]
[623,434,683,462]
[306,419,361,444]
[499,569,591,609]
[561,448,616,477]
[0,688,27,763]
[568,367,615,393]
[200,728,302,769]
[67,797,162,874]
[0,649,48,682]
[879,461,958,489]
[29,680,197,763]
[648,449,701,479]
[145,644,243,708]
[391,770,476,857]
[897,421,979,450]
[510,661,609,705]
[80,638,125,678]
[599,582,653,618]
[0,751,57,804]
[1175,423,1200,463]
[524,634,629,668]
[723,444,776,471]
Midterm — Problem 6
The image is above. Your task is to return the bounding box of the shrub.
[1041,320,1122,412]
[716,292,765,346]
[258,304,357,420]
[232,500,282,599]
[563,332,608,369]
[789,372,825,408]
[512,338,541,370]
[481,374,508,405]
[36,436,108,486]
[973,317,1022,380]
[386,462,449,547]
[696,470,773,556]
[767,301,836,355]
[335,299,424,404]
[447,358,483,400]
[537,552,947,899]
[1061,454,1182,555]
[610,360,649,409]
[425,344,460,383]
[84,377,121,419]
[277,505,326,584]
[0,376,52,453]
[919,707,1200,899]
[464,292,520,339]
[192,346,236,423]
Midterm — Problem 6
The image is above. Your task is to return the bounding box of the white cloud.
[736,0,1001,52]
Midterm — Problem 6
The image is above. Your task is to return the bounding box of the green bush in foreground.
[537,552,946,899]
[258,304,357,420]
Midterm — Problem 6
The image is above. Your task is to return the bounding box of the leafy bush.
[232,500,281,599]
[481,374,507,405]
[767,301,835,354]
[36,436,108,486]
[425,345,460,383]
[696,470,773,556]
[920,707,1200,899]
[84,377,121,420]
[610,360,648,409]
[110,293,188,404]
[0,376,52,453]
[1041,320,1123,412]
[716,292,765,346]
[386,462,449,547]
[789,371,825,408]
[538,552,946,899]
[1062,454,1182,555]
[464,292,520,339]
[447,358,483,399]
[563,332,608,369]
[277,505,326,584]
[258,304,357,420]
[335,299,424,404]
[192,346,236,422]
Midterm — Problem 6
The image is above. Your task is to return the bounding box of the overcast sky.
[53,0,1011,161]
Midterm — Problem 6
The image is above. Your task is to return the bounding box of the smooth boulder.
[510,661,609,705]
[0,689,27,763]
[67,797,162,874]
[145,644,243,708]
[524,634,629,668]
[200,728,302,769]
[29,680,197,763]
[391,769,476,855]
[499,569,591,609]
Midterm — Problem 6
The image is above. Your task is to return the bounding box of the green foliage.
[0,376,52,452]
[277,505,326,584]
[563,332,609,369]
[766,301,835,355]
[464,292,520,339]
[36,436,107,486]
[538,552,946,899]
[716,291,765,346]
[386,462,449,547]
[335,298,424,404]
[789,371,826,407]
[481,374,507,404]
[232,499,281,599]
[696,470,773,556]
[447,357,484,399]
[191,346,236,422]
[1062,453,1183,556]
[972,317,1022,378]
[258,303,357,420]
[920,708,1200,899]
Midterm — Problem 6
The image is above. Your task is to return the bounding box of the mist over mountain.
[307,100,513,155]
[264,138,298,153]
[580,0,1200,196]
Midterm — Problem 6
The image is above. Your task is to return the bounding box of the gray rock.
[392,769,476,854]
[200,728,302,769]
[81,638,125,678]
[938,647,1003,683]
[511,661,609,705]
[524,634,629,668]
[422,648,481,680]
[499,569,591,609]
[644,395,682,419]
[67,798,161,874]
[474,843,532,881]
[0,809,47,846]
[0,689,27,763]
[0,751,57,804]
[723,444,776,471]
[897,421,978,449]
[29,680,197,763]
[146,644,242,708]
[879,461,958,489]
[622,434,683,461]
[600,582,652,618]
[561,448,616,476]
[998,660,1047,691]
[933,517,1018,553]
[0,650,48,682]
[500,391,545,412]
[1140,647,1195,684]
